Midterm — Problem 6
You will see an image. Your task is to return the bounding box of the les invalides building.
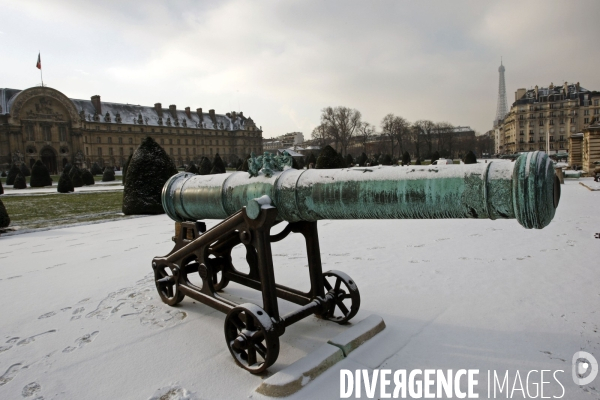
[0,85,263,174]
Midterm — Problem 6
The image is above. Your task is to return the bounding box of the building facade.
[262,131,304,152]
[500,82,600,155]
[0,86,263,173]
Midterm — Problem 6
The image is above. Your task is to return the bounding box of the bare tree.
[320,106,362,156]
[434,122,455,157]
[408,124,423,159]
[393,116,410,158]
[311,123,331,148]
[381,114,396,158]
[413,120,436,158]
[357,122,375,154]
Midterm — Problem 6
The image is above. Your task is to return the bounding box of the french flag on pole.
[36,52,41,69]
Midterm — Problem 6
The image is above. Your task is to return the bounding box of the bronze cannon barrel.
[162,151,560,229]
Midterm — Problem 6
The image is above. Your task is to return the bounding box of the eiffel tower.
[494,58,508,128]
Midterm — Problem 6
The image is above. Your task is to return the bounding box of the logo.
[572,351,598,386]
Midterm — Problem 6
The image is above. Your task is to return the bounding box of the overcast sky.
[2,0,599,138]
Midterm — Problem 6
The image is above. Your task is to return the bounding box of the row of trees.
[311,106,493,160]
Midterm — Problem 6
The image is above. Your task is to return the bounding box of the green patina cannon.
[152,151,560,373]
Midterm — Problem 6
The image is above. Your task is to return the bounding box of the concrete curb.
[579,182,600,191]
[255,314,386,397]
[328,314,386,356]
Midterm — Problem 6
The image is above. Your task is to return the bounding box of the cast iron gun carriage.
[152,151,560,373]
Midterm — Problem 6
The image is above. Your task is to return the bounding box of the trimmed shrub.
[0,199,10,228]
[464,150,477,164]
[122,153,133,185]
[401,151,411,166]
[356,152,368,166]
[6,164,20,185]
[210,153,226,174]
[415,157,422,165]
[69,165,84,187]
[63,163,72,175]
[199,157,212,175]
[235,158,243,170]
[13,172,27,189]
[57,171,74,193]
[431,151,440,165]
[102,166,115,182]
[336,152,347,168]
[238,155,250,172]
[0,178,4,195]
[345,154,354,167]
[20,163,31,177]
[381,154,393,165]
[185,162,199,174]
[82,169,95,185]
[0,171,6,177]
[90,163,103,176]
[30,160,53,187]
[122,136,178,215]
[316,145,344,169]
[306,153,317,167]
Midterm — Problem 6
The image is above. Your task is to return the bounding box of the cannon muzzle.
[162,151,560,229]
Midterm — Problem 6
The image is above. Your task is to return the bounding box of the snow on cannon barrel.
[152,150,559,374]
[162,151,560,229]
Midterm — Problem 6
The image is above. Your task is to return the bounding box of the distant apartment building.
[499,82,600,155]
[262,131,304,152]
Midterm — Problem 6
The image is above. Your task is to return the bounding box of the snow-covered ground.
[0,178,599,399]
[2,180,122,196]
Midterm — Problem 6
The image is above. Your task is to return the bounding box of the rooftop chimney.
[196,108,203,117]
[239,111,244,117]
[154,103,163,117]
[185,107,191,119]
[91,95,101,114]
[169,105,177,118]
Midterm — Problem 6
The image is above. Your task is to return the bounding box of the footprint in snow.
[148,385,198,400]
[17,330,57,346]
[22,382,41,397]
[0,363,24,386]
[62,331,99,353]
[71,307,85,321]
[37,312,55,320]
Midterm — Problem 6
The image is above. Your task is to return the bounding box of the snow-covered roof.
[71,99,253,131]
[278,148,304,157]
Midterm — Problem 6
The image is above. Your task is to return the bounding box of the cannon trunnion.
[152,152,560,373]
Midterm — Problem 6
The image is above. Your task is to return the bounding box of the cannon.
[152,151,560,373]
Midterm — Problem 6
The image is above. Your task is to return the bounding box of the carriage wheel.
[322,270,360,324]
[153,262,185,306]
[224,303,279,374]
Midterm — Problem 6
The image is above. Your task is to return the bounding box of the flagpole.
[40,51,44,87]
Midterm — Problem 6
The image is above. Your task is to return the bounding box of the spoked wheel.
[153,262,185,306]
[322,270,360,324]
[224,303,279,374]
